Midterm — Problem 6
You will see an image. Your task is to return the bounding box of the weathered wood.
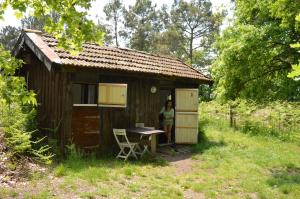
[21,53,203,152]
[72,107,100,148]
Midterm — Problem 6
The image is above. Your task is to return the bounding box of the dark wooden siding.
[23,54,72,151]
[70,73,161,151]
[23,54,199,152]
[72,107,100,149]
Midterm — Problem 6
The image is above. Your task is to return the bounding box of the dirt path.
[157,145,205,198]
[157,145,199,175]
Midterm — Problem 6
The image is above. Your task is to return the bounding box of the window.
[72,83,97,105]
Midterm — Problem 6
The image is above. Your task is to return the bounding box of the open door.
[175,89,199,144]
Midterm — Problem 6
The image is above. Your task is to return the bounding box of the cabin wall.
[23,54,72,151]
[23,57,199,152]
[71,72,161,151]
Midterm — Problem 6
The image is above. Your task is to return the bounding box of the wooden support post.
[151,134,157,153]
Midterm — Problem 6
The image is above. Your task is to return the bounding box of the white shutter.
[98,83,127,108]
[175,89,198,112]
[175,89,199,144]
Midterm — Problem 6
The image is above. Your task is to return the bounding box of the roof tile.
[26,32,211,82]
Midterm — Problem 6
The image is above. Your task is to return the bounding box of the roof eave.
[13,30,61,71]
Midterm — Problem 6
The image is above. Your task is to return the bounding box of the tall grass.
[199,100,300,142]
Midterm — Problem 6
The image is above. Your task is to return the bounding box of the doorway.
[158,88,175,144]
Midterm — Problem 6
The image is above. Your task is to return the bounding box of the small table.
[126,127,165,153]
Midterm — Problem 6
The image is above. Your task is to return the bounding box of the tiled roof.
[18,30,211,82]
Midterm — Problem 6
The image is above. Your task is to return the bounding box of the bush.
[0,46,52,164]
[199,100,300,142]
[54,163,67,177]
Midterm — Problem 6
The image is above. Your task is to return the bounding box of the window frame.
[72,83,98,107]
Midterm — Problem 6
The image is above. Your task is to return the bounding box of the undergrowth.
[199,100,300,142]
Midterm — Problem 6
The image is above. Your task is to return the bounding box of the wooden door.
[72,107,100,149]
[175,89,199,144]
[175,89,198,112]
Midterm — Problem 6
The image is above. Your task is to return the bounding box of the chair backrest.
[113,128,130,145]
[135,123,144,128]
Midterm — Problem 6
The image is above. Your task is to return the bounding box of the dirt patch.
[184,189,205,199]
[158,145,199,175]
[0,130,47,188]
[165,153,196,175]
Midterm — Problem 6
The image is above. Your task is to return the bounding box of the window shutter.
[98,83,127,107]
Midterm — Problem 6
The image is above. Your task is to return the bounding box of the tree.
[213,0,300,101]
[0,0,105,161]
[149,4,185,57]
[0,14,60,51]
[123,0,160,51]
[171,0,225,64]
[151,26,183,57]
[288,14,300,79]
[0,0,104,52]
[21,13,59,31]
[0,26,20,51]
[103,0,123,47]
[96,19,113,46]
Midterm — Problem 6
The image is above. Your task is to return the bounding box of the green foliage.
[0,0,104,52]
[198,84,213,101]
[123,0,160,51]
[65,143,84,161]
[0,45,52,163]
[0,26,20,51]
[288,14,300,79]
[213,0,300,101]
[199,100,300,142]
[171,0,225,64]
[54,163,68,177]
[0,15,59,50]
[119,0,225,74]
[103,0,123,47]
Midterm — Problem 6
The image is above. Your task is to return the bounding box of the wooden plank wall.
[24,59,199,152]
[25,55,72,152]
[71,73,161,151]
[72,107,100,149]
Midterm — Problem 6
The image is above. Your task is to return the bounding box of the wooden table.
[126,127,164,153]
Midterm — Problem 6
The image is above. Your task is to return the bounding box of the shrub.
[199,100,300,142]
[54,164,67,177]
[0,46,52,164]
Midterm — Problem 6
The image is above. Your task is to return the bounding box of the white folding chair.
[113,129,138,161]
[136,127,154,156]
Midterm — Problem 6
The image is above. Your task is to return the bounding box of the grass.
[2,119,300,198]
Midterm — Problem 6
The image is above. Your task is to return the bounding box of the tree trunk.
[114,14,119,47]
[189,29,193,64]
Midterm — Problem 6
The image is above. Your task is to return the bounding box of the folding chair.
[113,129,138,161]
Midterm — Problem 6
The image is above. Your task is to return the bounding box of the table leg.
[151,134,157,153]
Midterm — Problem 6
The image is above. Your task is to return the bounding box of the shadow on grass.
[267,164,300,193]
[52,150,169,177]
[192,140,226,154]
[191,118,227,154]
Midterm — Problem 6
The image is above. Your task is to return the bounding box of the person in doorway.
[160,100,174,144]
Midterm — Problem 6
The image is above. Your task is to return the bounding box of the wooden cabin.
[13,29,212,152]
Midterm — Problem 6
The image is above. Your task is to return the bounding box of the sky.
[0,0,233,29]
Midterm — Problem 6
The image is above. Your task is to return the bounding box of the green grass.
[4,119,300,198]
[189,120,300,198]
